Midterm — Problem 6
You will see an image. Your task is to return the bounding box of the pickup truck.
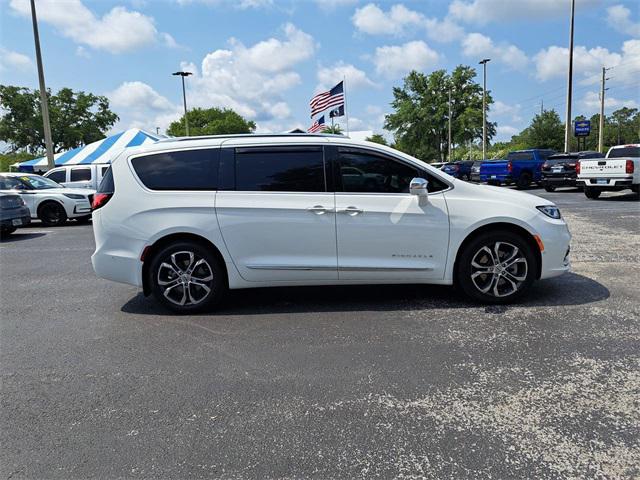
[577,144,640,199]
[479,149,556,189]
[441,160,474,181]
[43,164,110,190]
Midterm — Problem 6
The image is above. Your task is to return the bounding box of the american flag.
[310,81,344,118]
[307,115,326,133]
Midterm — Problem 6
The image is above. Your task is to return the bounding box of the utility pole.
[564,0,576,153]
[448,87,452,162]
[30,0,54,169]
[598,66,610,154]
[541,99,544,115]
[172,71,192,136]
[479,58,490,161]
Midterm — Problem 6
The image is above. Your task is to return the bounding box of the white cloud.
[108,81,181,132]
[425,17,465,43]
[317,61,376,91]
[534,40,640,84]
[352,3,425,35]
[9,0,174,53]
[461,33,528,70]
[496,125,519,139]
[373,41,439,78]
[449,0,599,25]
[607,4,640,38]
[182,23,315,121]
[581,90,639,111]
[492,101,522,123]
[75,46,91,58]
[0,47,33,71]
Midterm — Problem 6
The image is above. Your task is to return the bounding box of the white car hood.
[454,180,555,208]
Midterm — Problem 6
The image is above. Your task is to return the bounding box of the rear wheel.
[0,226,17,238]
[584,187,601,199]
[149,241,227,313]
[456,230,536,304]
[38,201,67,226]
[544,185,556,192]
[516,172,532,190]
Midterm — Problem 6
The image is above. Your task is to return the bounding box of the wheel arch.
[452,222,542,285]
[141,232,228,296]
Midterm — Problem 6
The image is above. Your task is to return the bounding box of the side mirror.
[410,177,429,196]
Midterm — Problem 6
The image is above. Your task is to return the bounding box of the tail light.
[626,160,634,174]
[507,161,513,173]
[92,193,112,210]
[576,161,581,175]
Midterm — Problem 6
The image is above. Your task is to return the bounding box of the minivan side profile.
[91,134,571,313]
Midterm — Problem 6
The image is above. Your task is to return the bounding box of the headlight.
[537,205,561,219]
[63,193,85,199]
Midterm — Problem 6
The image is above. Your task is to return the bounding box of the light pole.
[30,0,54,169]
[479,58,490,160]
[564,0,576,153]
[172,71,192,136]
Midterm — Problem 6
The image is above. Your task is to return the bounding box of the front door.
[333,147,450,281]
[216,145,338,282]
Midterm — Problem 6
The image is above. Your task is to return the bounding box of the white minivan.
[44,164,110,190]
[91,134,571,312]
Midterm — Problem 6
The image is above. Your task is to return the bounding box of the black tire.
[516,172,532,190]
[584,187,601,199]
[75,215,91,224]
[38,201,67,226]
[544,185,556,192]
[455,230,537,304]
[148,241,227,313]
[0,226,17,238]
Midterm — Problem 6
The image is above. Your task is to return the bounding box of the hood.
[452,180,555,208]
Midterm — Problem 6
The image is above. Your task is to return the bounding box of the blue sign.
[574,120,591,137]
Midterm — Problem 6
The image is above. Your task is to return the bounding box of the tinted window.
[98,167,114,193]
[100,165,109,176]
[70,167,91,182]
[132,149,219,190]
[0,176,23,190]
[608,146,640,158]
[235,147,325,192]
[46,170,66,183]
[508,152,534,161]
[338,149,418,193]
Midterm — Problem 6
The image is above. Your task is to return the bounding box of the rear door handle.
[337,206,363,216]
[307,205,332,215]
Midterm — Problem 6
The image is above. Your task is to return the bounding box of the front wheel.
[38,202,67,226]
[544,185,556,192]
[456,231,536,303]
[149,241,227,313]
[584,187,601,199]
[0,226,17,238]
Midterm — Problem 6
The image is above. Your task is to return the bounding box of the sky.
[0,0,639,143]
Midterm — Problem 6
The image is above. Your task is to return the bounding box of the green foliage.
[365,133,388,145]
[167,107,256,136]
[568,108,640,152]
[0,85,118,154]
[384,66,495,162]
[510,110,565,151]
[323,124,343,134]
[0,152,36,172]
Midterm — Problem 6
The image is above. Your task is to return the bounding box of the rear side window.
[234,146,325,192]
[46,170,66,183]
[70,167,91,182]
[97,167,114,193]
[508,152,534,161]
[608,146,640,158]
[131,149,219,190]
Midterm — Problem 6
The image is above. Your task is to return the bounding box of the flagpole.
[343,76,349,136]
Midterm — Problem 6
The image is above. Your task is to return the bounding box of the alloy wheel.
[156,250,214,306]
[470,242,528,298]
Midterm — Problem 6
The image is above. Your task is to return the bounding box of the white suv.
[91,134,571,312]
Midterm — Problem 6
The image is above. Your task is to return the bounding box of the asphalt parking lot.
[1,187,639,479]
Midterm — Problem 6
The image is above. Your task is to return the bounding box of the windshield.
[17,175,62,190]
[608,147,640,158]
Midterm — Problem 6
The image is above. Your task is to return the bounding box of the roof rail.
[156,133,349,143]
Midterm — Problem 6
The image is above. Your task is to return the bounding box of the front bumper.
[538,221,572,279]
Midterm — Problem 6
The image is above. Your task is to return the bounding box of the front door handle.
[307,205,331,215]
[337,206,363,216]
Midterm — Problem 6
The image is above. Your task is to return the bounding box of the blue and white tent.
[17,128,160,172]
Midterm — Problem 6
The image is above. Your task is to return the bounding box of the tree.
[0,85,118,154]
[365,134,388,145]
[514,110,565,151]
[384,65,495,162]
[323,124,343,135]
[167,107,256,137]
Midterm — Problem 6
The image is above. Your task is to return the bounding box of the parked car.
[43,164,110,190]
[0,173,95,226]
[470,160,483,182]
[430,162,446,170]
[0,192,31,237]
[91,134,571,312]
[577,144,640,199]
[480,149,556,189]
[541,151,603,192]
[442,160,474,181]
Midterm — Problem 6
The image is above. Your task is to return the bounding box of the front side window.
[338,149,419,194]
[234,147,325,192]
[46,170,66,183]
[131,148,219,190]
[70,167,91,182]
[16,175,61,190]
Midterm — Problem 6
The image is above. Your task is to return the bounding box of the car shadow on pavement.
[0,232,46,243]
[121,272,609,317]
[598,192,640,201]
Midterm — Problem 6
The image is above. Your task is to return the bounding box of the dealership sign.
[574,120,591,137]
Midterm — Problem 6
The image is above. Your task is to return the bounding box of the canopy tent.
[17,128,160,172]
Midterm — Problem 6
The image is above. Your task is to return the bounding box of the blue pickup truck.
[480,149,556,189]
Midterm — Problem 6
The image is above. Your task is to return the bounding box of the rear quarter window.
[131,149,220,190]
[70,167,91,182]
